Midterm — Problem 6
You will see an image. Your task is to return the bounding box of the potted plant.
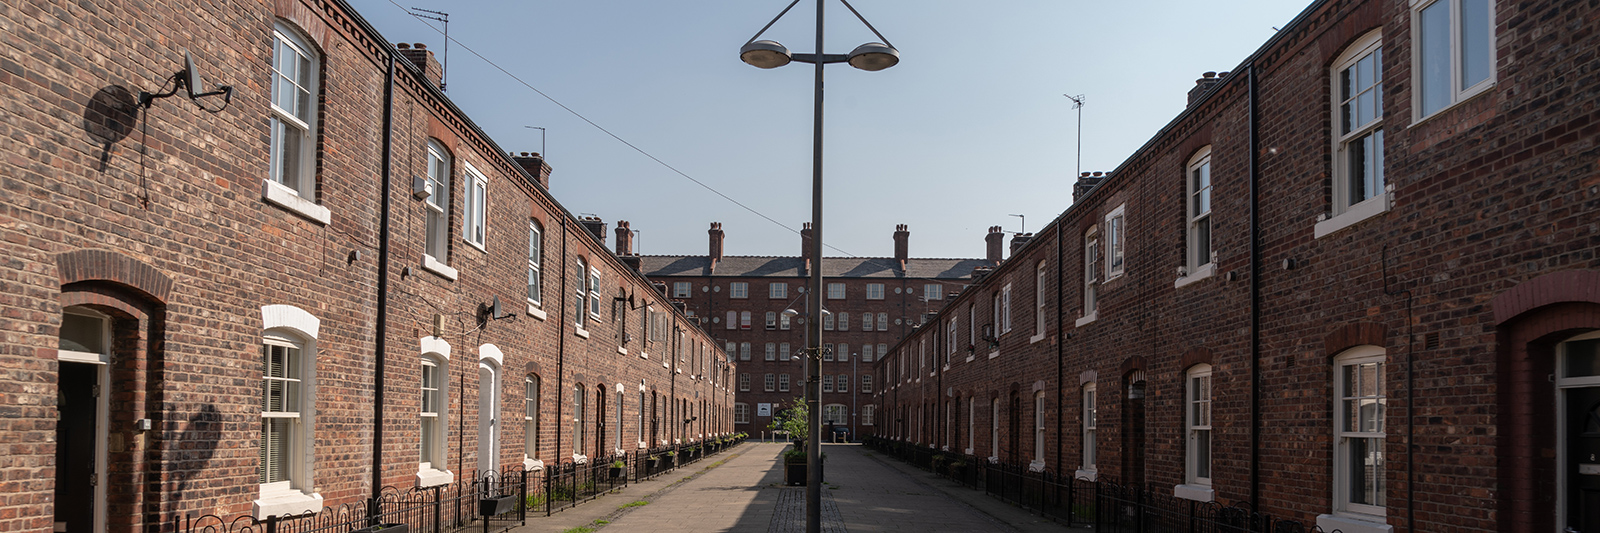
[609,460,626,478]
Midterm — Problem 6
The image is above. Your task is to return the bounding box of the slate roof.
[637,255,991,280]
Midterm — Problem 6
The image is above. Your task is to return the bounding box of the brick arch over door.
[1491,270,1600,533]
[54,249,171,533]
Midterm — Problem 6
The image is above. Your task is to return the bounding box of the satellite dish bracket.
[139,51,233,108]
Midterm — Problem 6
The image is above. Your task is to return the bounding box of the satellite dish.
[183,51,206,98]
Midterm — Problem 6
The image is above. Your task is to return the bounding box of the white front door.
[478,363,499,476]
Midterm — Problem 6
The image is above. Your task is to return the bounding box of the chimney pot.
[985,226,1006,264]
[893,224,910,265]
[398,43,443,88]
[615,221,633,256]
[708,222,725,263]
[414,43,427,50]
[396,43,410,49]
[1203,71,1216,78]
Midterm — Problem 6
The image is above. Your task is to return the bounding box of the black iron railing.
[864,437,1328,533]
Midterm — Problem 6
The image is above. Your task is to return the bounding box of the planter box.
[478,494,519,517]
[784,459,824,486]
[609,467,625,478]
[352,525,409,533]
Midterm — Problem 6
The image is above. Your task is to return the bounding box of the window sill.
[416,467,454,488]
[526,303,547,321]
[422,255,458,281]
[617,346,628,355]
[1075,312,1097,328]
[253,488,323,519]
[1030,332,1046,344]
[1316,514,1391,533]
[1315,192,1392,239]
[571,454,589,465]
[523,458,545,471]
[1028,460,1046,473]
[965,355,976,363]
[262,179,331,225]
[1174,263,1216,289]
[1075,469,1097,482]
[988,350,1000,359]
[464,238,486,254]
[1173,484,1213,502]
[964,448,974,455]
[574,327,590,339]
[987,456,999,464]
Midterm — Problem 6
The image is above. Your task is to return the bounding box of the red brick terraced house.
[873,0,1600,531]
[635,222,995,440]
[0,0,733,532]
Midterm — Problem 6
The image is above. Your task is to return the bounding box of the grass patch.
[594,519,610,525]
[619,501,649,509]
[561,527,595,533]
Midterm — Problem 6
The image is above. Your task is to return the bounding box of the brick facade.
[873,0,1600,531]
[0,0,731,531]
[638,223,992,440]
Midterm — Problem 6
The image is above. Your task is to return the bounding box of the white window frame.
[734,403,749,424]
[587,269,601,321]
[780,312,791,330]
[966,398,976,455]
[1032,391,1046,470]
[739,342,751,361]
[990,399,1000,462]
[828,283,846,299]
[1412,0,1495,121]
[924,284,942,300]
[822,375,834,393]
[837,312,849,332]
[861,375,873,393]
[730,282,749,299]
[778,373,791,392]
[424,141,453,266]
[1318,30,1391,239]
[766,312,777,330]
[268,22,320,205]
[572,384,585,456]
[1177,364,1214,501]
[1081,384,1097,476]
[462,162,487,250]
[765,343,776,361]
[861,313,872,331]
[725,311,737,330]
[740,311,751,330]
[738,373,750,392]
[1080,227,1100,326]
[877,312,888,332]
[824,404,848,425]
[780,343,791,361]
[1001,284,1013,333]
[673,282,691,298]
[862,405,875,426]
[770,283,787,299]
[947,318,958,355]
[866,283,885,300]
[837,374,848,393]
[1331,346,1387,520]
[764,373,775,392]
[1105,205,1126,279]
[525,222,544,311]
[573,259,589,330]
[419,354,450,477]
[255,305,321,518]
[1183,148,1215,280]
[876,344,887,363]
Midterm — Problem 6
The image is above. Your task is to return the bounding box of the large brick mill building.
[636,223,995,440]
[871,0,1600,532]
[0,0,734,532]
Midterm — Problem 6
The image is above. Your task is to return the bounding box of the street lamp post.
[741,2,898,531]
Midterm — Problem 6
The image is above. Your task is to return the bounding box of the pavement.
[512,442,1083,533]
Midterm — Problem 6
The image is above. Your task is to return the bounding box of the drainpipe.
[371,52,396,502]
[1247,62,1261,512]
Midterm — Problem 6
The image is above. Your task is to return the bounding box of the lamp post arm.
[791,53,850,64]
[838,0,897,50]
[746,0,804,44]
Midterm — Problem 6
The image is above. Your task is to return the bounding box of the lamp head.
[847,42,899,71]
[740,40,792,69]
[781,309,799,318]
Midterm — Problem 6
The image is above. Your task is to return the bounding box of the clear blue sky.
[349,0,1311,259]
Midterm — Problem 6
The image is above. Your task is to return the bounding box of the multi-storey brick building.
[636,223,993,440]
[874,0,1600,531]
[0,1,732,532]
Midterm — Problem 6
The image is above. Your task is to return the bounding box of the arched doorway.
[1123,370,1146,487]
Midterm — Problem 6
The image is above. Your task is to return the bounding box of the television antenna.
[1063,94,1085,180]
[408,7,450,91]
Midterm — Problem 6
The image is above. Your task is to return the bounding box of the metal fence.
[168,436,748,533]
[864,437,1331,533]
[167,466,531,533]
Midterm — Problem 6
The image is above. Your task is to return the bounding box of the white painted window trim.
[1075,310,1097,327]
[1174,484,1215,502]
[1186,364,1213,488]
[1185,148,1214,276]
[1315,189,1393,239]
[255,305,321,519]
[262,179,331,225]
[1104,204,1127,280]
[462,161,487,251]
[1174,262,1216,289]
[268,21,320,204]
[1331,345,1388,521]
[422,254,458,281]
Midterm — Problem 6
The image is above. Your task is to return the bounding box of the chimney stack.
[708,222,725,263]
[615,221,633,256]
[579,216,607,244]
[512,152,553,189]
[1074,171,1106,203]
[893,224,910,266]
[1187,71,1226,108]
[396,43,444,89]
[986,226,1005,264]
[1010,232,1034,256]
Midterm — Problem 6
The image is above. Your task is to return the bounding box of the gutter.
[371,51,396,503]
[1247,63,1261,511]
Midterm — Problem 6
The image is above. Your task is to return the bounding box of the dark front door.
[55,362,97,533]
[1124,379,1146,488]
[1569,386,1600,532]
[1008,393,1021,464]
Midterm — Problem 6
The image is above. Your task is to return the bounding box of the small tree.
[769,396,808,444]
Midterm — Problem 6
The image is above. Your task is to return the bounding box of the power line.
[387,1,859,257]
